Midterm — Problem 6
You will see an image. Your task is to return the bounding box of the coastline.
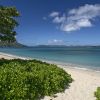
[0,52,100,100]
[0,51,100,73]
[42,60,100,73]
[0,52,31,60]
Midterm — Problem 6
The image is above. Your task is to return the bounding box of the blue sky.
[0,0,100,46]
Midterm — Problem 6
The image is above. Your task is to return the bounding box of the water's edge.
[0,51,100,74]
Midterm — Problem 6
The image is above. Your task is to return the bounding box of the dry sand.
[0,52,29,59]
[42,66,100,100]
[0,52,100,100]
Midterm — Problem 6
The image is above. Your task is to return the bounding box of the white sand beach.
[42,66,100,100]
[0,52,100,100]
[0,52,29,60]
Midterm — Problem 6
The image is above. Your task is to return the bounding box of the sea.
[0,46,100,71]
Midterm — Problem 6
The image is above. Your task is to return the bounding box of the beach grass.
[95,87,100,100]
[0,58,73,99]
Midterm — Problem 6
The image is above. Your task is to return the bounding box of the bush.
[95,87,100,100]
[0,59,73,99]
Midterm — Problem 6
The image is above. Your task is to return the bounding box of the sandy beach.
[0,52,100,100]
[42,66,100,100]
[0,52,29,60]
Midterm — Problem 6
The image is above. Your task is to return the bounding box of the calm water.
[0,46,100,71]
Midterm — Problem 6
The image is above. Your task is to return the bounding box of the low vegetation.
[95,87,100,100]
[0,42,26,47]
[0,59,73,99]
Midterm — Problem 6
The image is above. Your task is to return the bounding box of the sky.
[0,0,100,46]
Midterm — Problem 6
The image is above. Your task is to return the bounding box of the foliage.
[95,87,100,100]
[0,41,26,47]
[0,59,73,100]
[0,6,20,43]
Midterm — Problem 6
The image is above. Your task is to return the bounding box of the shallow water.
[0,46,100,70]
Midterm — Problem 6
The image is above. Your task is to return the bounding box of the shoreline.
[0,52,31,60]
[1,51,100,73]
[42,60,100,74]
[0,52,100,100]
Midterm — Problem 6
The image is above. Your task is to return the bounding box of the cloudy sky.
[1,0,100,46]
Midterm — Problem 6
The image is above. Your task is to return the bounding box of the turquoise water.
[0,46,100,70]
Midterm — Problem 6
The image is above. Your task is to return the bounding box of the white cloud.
[48,39,64,45]
[49,4,100,32]
[68,4,100,19]
[49,12,59,17]
[61,23,80,32]
[76,19,92,27]
[49,12,66,23]
[53,15,66,23]
[62,18,92,32]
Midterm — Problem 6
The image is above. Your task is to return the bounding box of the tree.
[0,6,20,43]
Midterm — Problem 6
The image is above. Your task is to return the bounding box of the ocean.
[0,46,100,71]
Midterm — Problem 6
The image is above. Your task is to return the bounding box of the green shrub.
[0,59,73,99]
[95,87,100,100]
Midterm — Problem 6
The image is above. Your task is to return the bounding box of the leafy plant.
[0,59,73,99]
[0,6,19,43]
[95,87,100,100]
